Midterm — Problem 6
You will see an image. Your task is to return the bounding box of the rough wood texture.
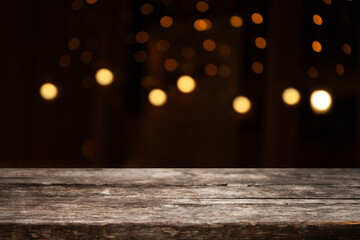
[0,169,360,239]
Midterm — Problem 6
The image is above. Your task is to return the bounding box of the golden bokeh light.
[310,90,332,114]
[177,75,196,93]
[80,51,92,64]
[252,61,263,74]
[141,76,154,89]
[203,39,216,52]
[95,68,114,86]
[343,44,351,55]
[160,16,173,28]
[219,44,231,57]
[251,13,263,24]
[312,41,322,53]
[308,67,318,79]
[196,1,209,13]
[164,58,178,71]
[136,31,149,44]
[233,96,251,114]
[182,47,195,59]
[219,65,231,78]
[282,88,301,106]
[323,0,331,5]
[336,64,344,75]
[149,89,167,106]
[59,55,71,68]
[205,63,218,76]
[86,0,97,4]
[134,50,148,63]
[68,37,80,51]
[140,3,154,15]
[156,40,170,52]
[40,83,58,101]
[229,16,243,28]
[255,37,267,49]
[193,19,212,31]
[313,14,323,25]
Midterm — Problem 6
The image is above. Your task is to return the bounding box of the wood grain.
[0,169,359,239]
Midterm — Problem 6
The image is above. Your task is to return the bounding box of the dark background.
[1,0,359,167]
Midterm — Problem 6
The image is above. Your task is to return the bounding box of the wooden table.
[0,169,359,239]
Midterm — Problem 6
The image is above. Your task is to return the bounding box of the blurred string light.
[323,0,331,5]
[40,83,58,101]
[196,1,209,13]
[229,16,243,28]
[308,66,318,79]
[136,31,149,44]
[233,96,251,114]
[164,58,178,71]
[160,16,173,28]
[193,19,212,31]
[310,90,332,114]
[255,37,266,49]
[252,61,263,74]
[313,14,323,26]
[80,51,92,64]
[86,0,98,4]
[140,3,154,15]
[251,13,263,24]
[177,75,196,93]
[219,65,231,78]
[282,88,301,106]
[134,50,148,63]
[68,37,80,50]
[205,63,218,76]
[203,39,216,52]
[182,47,195,59]
[219,44,231,57]
[95,68,114,86]
[312,41,322,53]
[149,89,167,106]
[59,55,71,68]
[343,43,351,55]
[336,64,344,76]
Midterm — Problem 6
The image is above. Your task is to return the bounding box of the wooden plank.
[0,169,360,239]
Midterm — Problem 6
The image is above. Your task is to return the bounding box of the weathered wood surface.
[0,168,360,239]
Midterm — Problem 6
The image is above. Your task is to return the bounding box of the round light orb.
[95,68,114,86]
[40,83,58,101]
[282,88,301,106]
[149,89,167,107]
[310,90,332,114]
[177,75,196,93]
[233,96,251,114]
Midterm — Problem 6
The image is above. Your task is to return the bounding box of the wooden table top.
[1,168,359,239]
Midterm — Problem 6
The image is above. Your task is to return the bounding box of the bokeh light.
[251,13,263,24]
[229,16,243,28]
[86,0,98,4]
[233,96,251,114]
[68,37,80,50]
[196,1,209,13]
[313,14,323,25]
[282,88,301,106]
[255,37,267,49]
[160,16,173,28]
[59,55,71,68]
[164,58,178,71]
[156,40,170,52]
[205,63,218,76]
[219,65,231,78]
[310,90,332,114]
[140,3,154,15]
[182,47,195,59]
[40,83,58,101]
[203,39,216,52]
[149,89,167,106]
[136,31,149,44]
[80,51,92,64]
[219,44,231,57]
[95,68,114,86]
[193,19,212,31]
[336,64,344,75]
[177,75,196,93]
[312,41,322,53]
[252,61,263,74]
[343,44,351,55]
[308,67,318,79]
[323,0,331,5]
[134,50,148,63]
